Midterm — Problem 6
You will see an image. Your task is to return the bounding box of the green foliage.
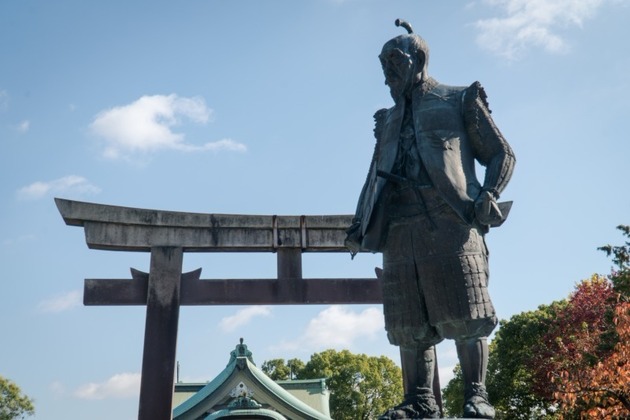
[301,349,403,420]
[0,376,34,420]
[261,359,292,380]
[260,358,306,381]
[488,302,566,419]
[598,224,630,299]
[264,349,403,420]
[441,364,464,417]
[287,358,306,380]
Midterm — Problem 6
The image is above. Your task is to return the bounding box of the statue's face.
[379,46,417,101]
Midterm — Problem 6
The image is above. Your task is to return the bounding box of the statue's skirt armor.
[381,187,497,347]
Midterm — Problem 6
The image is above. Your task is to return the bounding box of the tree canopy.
[0,376,34,420]
[598,224,630,299]
[486,300,566,419]
[531,275,621,417]
[550,300,630,417]
[538,225,630,417]
[443,225,630,419]
[260,358,305,381]
[262,349,403,420]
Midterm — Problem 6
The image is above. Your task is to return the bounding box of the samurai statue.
[346,19,516,419]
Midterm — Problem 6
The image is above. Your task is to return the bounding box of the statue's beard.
[387,69,422,102]
[388,76,415,102]
[388,83,404,101]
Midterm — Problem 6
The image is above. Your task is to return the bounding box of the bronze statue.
[346,19,515,419]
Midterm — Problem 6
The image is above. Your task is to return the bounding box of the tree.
[531,276,617,393]
[551,302,630,418]
[530,275,625,418]
[441,364,464,417]
[442,302,565,419]
[263,349,403,420]
[487,302,566,419]
[261,358,305,381]
[598,224,630,300]
[531,226,630,417]
[0,376,34,420]
[541,224,630,419]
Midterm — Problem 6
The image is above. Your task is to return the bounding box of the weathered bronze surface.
[346,19,515,419]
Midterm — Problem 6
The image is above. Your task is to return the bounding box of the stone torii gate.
[55,198,384,420]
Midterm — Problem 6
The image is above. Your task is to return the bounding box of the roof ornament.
[230,381,254,399]
[228,338,255,366]
[395,18,414,34]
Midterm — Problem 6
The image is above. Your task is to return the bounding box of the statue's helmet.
[380,19,430,77]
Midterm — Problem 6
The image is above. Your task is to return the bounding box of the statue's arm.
[345,159,374,255]
[345,108,387,254]
[463,82,516,199]
[353,108,387,218]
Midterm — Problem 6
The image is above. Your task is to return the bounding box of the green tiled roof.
[173,341,331,420]
[205,407,288,419]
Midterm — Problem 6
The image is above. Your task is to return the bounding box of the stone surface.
[56,198,352,252]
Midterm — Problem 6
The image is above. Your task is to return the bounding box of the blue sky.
[1,1,629,418]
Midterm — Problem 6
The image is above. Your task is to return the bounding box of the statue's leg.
[456,337,488,385]
[379,217,443,419]
[379,345,441,419]
[456,337,495,419]
[400,345,434,395]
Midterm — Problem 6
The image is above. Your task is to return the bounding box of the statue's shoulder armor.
[373,108,388,142]
[463,81,491,113]
[428,81,468,98]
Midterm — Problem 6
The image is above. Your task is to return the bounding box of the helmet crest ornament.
[395,18,414,34]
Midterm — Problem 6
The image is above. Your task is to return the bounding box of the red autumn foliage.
[529,275,630,418]
[553,302,630,418]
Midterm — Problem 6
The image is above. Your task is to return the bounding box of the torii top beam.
[55,198,382,306]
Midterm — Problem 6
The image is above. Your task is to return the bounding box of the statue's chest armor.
[377,87,469,193]
[413,91,465,136]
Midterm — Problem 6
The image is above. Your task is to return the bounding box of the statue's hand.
[474,191,503,226]
[345,221,362,257]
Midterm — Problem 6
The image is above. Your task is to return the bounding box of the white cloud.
[74,372,141,400]
[219,306,272,332]
[17,120,30,133]
[90,94,246,159]
[174,138,247,153]
[38,290,82,313]
[276,305,384,351]
[17,175,101,200]
[475,0,607,59]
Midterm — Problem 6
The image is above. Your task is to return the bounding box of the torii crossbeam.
[55,198,382,420]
